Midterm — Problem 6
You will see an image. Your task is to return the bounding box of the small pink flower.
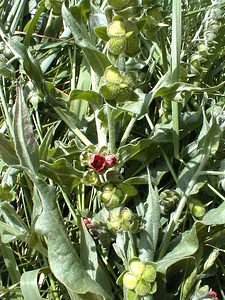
[105,154,117,167]
[89,154,106,172]
[209,290,219,300]
[83,217,91,225]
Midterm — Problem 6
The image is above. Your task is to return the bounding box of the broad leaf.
[20,269,44,300]
[69,90,103,109]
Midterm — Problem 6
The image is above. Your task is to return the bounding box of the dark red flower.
[89,154,106,172]
[209,290,219,300]
[105,154,117,167]
[83,217,91,225]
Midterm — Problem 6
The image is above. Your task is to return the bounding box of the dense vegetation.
[0,0,224,299]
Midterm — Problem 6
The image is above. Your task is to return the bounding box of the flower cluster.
[117,257,157,296]
[106,20,140,57]
[100,65,137,102]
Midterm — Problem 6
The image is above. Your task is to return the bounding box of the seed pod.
[159,189,179,215]
[123,272,139,290]
[107,20,126,37]
[104,65,122,84]
[108,37,127,55]
[82,169,99,186]
[188,198,206,219]
[115,84,132,102]
[101,184,123,208]
[135,280,152,296]
[125,35,140,57]
[100,83,119,100]
[129,259,145,275]
[108,0,129,10]
[122,71,137,87]
[142,264,157,283]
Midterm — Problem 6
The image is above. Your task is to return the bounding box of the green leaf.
[39,158,82,193]
[62,3,110,77]
[14,85,40,174]
[0,133,20,166]
[20,269,44,300]
[202,202,225,225]
[94,26,109,41]
[156,225,199,274]
[34,179,111,299]
[80,221,112,294]
[0,184,16,202]
[69,90,103,110]
[39,124,58,161]
[139,172,160,261]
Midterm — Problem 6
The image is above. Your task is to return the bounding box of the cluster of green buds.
[100,183,124,209]
[80,146,117,186]
[188,197,206,219]
[107,20,140,57]
[159,189,179,215]
[106,207,139,233]
[107,0,139,18]
[117,257,157,296]
[100,65,137,102]
[189,5,224,77]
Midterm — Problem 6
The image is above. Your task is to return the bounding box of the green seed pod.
[107,20,126,38]
[108,0,129,10]
[143,16,159,38]
[82,169,99,186]
[115,0,138,18]
[104,65,122,84]
[125,35,140,57]
[101,184,123,208]
[100,83,119,100]
[159,189,179,215]
[108,37,127,55]
[122,71,137,87]
[123,272,139,290]
[135,279,152,296]
[121,207,133,222]
[142,264,157,283]
[129,259,145,275]
[115,84,132,102]
[188,198,206,219]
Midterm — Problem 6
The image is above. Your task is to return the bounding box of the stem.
[119,115,137,147]
[107,104,116,153]
[160,146,178,184]
[158,154,209,259]
[128,231,136,258]
[207,183,225,201]
[0,81,13,138]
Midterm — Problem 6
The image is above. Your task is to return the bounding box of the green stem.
[160,146,178,184]
[107,104,116,153]
[119,115,137,147]
[158,154,209,259]
[0,81,13,138]
[207,183,225,201]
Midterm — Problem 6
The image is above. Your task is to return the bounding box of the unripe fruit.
[125,35,140,57]
[129,260,145,275]
[104,65,122,84]
[100,83,119,100]
[123,272,139,290]
[135,280,152,296]
[115,84,132,102]
[107,21,126,38]
[142,265,157,283]
[121,208,133,221]
[108,37,127,55]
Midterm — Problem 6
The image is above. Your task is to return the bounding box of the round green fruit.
[107,21,126,38]
[108,37,127,55]
[100,83,119,100]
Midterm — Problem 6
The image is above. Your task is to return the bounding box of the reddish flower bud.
[105,154,117,167]
[89,154,106,172]
[209,290,219,300]
[83,217,91,225]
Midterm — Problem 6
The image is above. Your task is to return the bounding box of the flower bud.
[82,170,99,186]
[105,154,117,167]
[159,189,179,215]
[108,37,127,55]
[107,21,126,38]
[101,184,123,208]
[122,272,139,290]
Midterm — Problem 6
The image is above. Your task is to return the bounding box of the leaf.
[62,3,110,77]
[69,90,103,109]
[202,202,225,225]
[80,221,112,294]
[139,172,160,261]
[39,158,82,193]
[94,26,109,41]
[39,124,58,161]
[20,269,44,300]
[34,179,111,299]
[0,133,19,166]
[14,85,40,174]
[0,184,16,202]
[156,225,199,274]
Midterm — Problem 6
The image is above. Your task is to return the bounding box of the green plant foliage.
[0,0,224,299]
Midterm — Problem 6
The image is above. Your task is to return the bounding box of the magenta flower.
[105,154,117,167]
[89,154,106,172]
